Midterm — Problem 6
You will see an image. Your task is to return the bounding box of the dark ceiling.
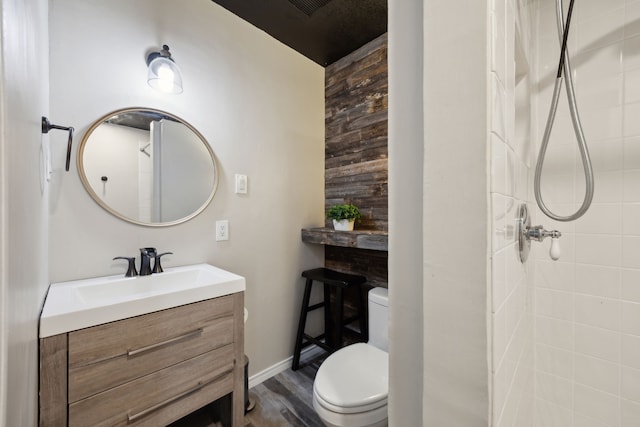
[211,0,387,67]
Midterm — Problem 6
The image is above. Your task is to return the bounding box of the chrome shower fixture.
[534,0,594,222]
[516,204,562,263]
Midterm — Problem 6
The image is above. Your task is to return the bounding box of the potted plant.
[326,204,362,231]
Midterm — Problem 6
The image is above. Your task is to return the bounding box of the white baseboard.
[248,345,325,389]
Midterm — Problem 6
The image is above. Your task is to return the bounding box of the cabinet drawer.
[68,296,235,402]
[69,344,235,427]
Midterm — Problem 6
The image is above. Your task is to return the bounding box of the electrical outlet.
[216,220,229,241]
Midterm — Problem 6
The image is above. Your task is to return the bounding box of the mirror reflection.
[78,108,218,226]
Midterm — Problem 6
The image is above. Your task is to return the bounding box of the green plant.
[326,204,362,222]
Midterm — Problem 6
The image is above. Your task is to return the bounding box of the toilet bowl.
[312,288,389,427]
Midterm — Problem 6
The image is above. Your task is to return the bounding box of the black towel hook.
[42,116,74,172]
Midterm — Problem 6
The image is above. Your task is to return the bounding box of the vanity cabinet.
[39,292,244,427]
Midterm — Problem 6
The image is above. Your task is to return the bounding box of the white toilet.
[313,287,389,427]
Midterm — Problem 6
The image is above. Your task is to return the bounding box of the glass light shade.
[147,57,183,94]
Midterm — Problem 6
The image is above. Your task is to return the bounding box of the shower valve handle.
[525,226,561,242]
[525,226,562,261]
[549,237,561,261]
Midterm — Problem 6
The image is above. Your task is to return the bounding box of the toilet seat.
[313,391,388,427]
[313,343,388,414]
[314,388,387,414]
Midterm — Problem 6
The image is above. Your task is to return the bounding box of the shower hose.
[534,0,594,222]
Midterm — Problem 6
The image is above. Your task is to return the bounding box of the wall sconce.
[146,44,183,94]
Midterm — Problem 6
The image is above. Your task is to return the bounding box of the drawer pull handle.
[127,382,203,422]
[127,328,203,357]
[127,369,232,422]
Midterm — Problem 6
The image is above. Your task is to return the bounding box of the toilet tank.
[367,287,389,352]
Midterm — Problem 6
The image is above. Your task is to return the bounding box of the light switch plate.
[235,174,248,194]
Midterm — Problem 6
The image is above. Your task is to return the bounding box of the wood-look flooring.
[170,355,326,427]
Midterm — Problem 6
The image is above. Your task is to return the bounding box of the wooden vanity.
[39,292,244,427]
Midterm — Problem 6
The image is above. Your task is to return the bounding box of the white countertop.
[40,263,245,338]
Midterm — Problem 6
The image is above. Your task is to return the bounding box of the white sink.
[40,263,245,338]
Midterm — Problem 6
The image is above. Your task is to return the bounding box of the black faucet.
[113,256,138,277]
[152,252,173,273]
[139,247,157,276]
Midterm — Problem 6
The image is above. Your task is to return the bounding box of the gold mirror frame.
[77,107,218,227]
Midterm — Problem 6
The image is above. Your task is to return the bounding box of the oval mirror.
[77,107,218,226]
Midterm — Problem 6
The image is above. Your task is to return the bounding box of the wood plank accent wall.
[326,247,388,288]
[325,33,388,231]
[324,33,388,288]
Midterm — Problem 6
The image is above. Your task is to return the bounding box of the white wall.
[533,0,640,425]
[48,0,325,377]
[389,0,491,424]
[390,1,539,425]
[0,0,50,425]
[490,1,536,426]
[422,1,490,424]
[388,1,424,425]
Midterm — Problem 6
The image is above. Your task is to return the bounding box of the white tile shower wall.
[491,1,536,426]
[533,0,640,425]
